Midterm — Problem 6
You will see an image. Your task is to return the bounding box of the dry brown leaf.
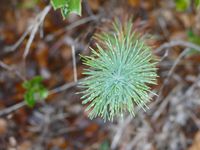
[188,131,200,150]
[88,0,101,11]
[84,123,99,137]
[128,0,140,7]
[0,119,7,135]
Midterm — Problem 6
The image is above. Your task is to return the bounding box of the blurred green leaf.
[68,0,81,15]
[99,140,110,150]
[175,0,190,11]
[38,87,48,100]
[51,0,81,19]
[51,0,67,9]
[188,30,200,45]
[24,91,35,107]
[187,29,200,55]
[195,0,200,8]
[23,76,48,107]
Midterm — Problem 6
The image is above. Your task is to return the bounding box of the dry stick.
[125,129,146,150]
[0,101,26,117]
[111,116,132,150]
[155,40,200,99]
[48,79,82,95]
[152,84,183,122]
[66,15,99,31]
[155,48,190,102]
[151,48,190,122]
[71,45,78,82]
[190,111,200,129]
[0,61,26,81]
[4,6,51,53]
[151,40,200,109]
[23,5,51,59]
[0,80,82,117]
[4,27,31,52]
[125,117,154,150]
[111,90,157,149]
[181,77,200,127]
[23,24,38,58]
[45,15,100,41]
[155,40,200,53]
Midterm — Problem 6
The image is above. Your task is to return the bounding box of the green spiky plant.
[79,20,158,121]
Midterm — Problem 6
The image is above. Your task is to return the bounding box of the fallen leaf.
[0,119,7,135]
[188,131,200,150]
[128,0,140,7]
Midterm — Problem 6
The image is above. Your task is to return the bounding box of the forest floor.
[0,0,200,150]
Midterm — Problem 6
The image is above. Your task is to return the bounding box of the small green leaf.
[68,0,81,15]
[175,0,190,11]
[22,82,31,89]
[188,30,200,45]
[195,0,200,8]
[186,29,200,56]
[51,0,68,9]
[61,5,70,18]
[39,88,49,100]
[51,0,81,19]
[99,140,110,150]
[24,90,35,107]
[23,76,48,107]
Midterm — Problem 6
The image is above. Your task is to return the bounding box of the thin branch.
[23,22,39,58]
[48,80,81,95]
[111,116,132,150]
[4,5,51,57]
[0,60,26,81]
[71,45,78,82]
[0,79,82,117]
[155,40,200,53]
[0,101,26,117]
[4,27,31,52]
[45,15,100,41]
[155,48,190,105]
[125,131,144,150]
[23,5,51,59]
[152,39,200,108]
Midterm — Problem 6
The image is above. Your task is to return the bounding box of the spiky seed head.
[79,20,158,121]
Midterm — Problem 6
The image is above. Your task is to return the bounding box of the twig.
[160,49,169,62]
[71,45,78,82]
[45,15,100,41]
[111,116,132,149]
[0,79,82,117]
[155,40,200,53]
[0,101,26,117]
[167,48,190,78]
[23,5,51,59]
[152,85,183,121]
[0,60,26,81]
[125,131,144,150]
[111,91,157,149]
[152,40,200,107]
[4,28,31,52]
[48,80,81,95]
[155,48,190,104]
[66,15,99,31]
[4,5,51,58]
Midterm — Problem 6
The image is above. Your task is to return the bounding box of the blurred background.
[0,0,200,150]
